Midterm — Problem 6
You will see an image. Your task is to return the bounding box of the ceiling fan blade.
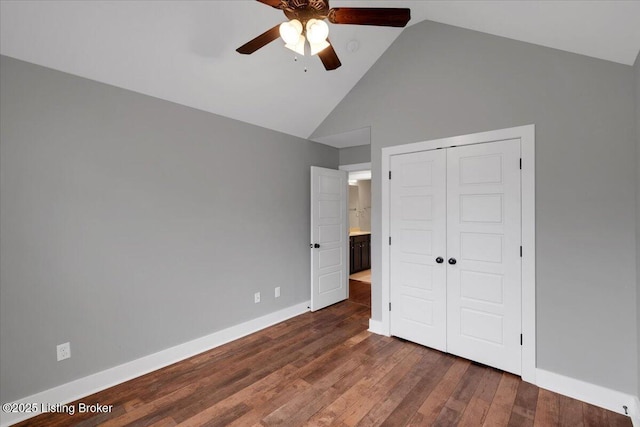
[318,41,341,71]
[328,8,411,27]
[257,0,284,9]
[236,25,281,55]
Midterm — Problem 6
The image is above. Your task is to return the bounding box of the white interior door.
[389,150,447,351]
[446,139,522,375]
[310,166,348,311]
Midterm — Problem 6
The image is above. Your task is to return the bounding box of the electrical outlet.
[275,287,281,298]
[254,292,260,303]
[57,342,71,361]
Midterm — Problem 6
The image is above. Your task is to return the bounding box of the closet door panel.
[446,139,522,375]
[389,150,447,351]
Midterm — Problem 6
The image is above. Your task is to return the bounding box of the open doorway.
[346,169,371,307]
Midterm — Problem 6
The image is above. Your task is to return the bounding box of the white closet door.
[390,150,447,351]
[446,139,522,375]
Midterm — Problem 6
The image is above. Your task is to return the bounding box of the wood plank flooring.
[349,279,371,308]
[16,301,631,427]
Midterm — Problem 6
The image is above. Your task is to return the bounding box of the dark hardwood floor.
[17,301,631,426]
[349,279,371,307]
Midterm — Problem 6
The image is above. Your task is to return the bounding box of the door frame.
[380,124,536,384]
[340,162,371,276]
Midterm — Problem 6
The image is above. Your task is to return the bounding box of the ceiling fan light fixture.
[285,34,306,55]
[310,40,330,56]
[306,19,329,44]
[279,19,303,45]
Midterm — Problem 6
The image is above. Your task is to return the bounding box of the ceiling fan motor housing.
[283,0,330,24]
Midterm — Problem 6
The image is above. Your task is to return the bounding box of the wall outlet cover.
[57,342,71,361]
[254,292,260,303]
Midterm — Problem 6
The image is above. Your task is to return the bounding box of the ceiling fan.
[236,0,411,71]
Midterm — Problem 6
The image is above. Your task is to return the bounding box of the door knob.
[448,258,457,265]
[314,243,320,248]
[435,257,444,264]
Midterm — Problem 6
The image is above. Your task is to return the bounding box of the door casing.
[379,124,536,384]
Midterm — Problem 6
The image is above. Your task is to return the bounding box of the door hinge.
[519,158,522,169]
[389,302,392,311]
[520,334,523,345]
[389,171,392,179]
[389,236,392,245]
[520,246,522,257]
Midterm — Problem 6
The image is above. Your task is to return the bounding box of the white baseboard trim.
[0,301,310,427]
[630,396,640,427]
[536,368,636,418]
[368,318,389,336]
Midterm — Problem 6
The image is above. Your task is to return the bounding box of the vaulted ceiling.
[2,1,640,145]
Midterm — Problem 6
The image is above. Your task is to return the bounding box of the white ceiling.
[2,1,640,146]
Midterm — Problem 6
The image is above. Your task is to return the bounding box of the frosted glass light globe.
[306,19,329,44]
[285,35,306,56]
[279,19,303,45]
[310,40,330,55]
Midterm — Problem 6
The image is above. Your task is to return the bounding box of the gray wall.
[635,51,640,400]
[347,180,372,232]
[349,185,359,230]
[312,21,638,395]
[357,180,371,232]
[0,55,337,403]
[339,144,371,165]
